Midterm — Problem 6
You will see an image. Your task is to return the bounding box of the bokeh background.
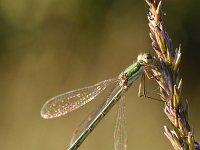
[0,0,199,150]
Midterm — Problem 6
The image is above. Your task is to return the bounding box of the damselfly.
[41,53,154,150]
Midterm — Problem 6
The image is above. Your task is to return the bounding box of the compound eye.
[143,53,153,64]
[137,53,153,65]
[146,53,152,59]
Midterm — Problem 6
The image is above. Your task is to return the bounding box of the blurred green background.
[0,0,199,150]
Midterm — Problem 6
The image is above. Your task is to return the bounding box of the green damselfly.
[41,53,154,150]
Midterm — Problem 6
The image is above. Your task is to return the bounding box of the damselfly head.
[137,53,153,65]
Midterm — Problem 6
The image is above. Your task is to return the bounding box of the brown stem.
[145,0,200,149]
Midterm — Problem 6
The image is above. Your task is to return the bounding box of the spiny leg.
[138,73,165,102]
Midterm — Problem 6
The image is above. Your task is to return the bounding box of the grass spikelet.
[145,0,200,149]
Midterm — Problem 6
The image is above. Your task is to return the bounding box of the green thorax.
[123,62,141,78]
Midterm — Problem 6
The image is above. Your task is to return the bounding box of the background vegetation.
[0,0,199,150]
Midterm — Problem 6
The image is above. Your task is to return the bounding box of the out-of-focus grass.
[0,0,199,150]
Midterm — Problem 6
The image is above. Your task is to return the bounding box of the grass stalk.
[145,0,200,149]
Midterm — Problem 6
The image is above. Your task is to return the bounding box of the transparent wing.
[41,78,118,119]
[114,96,127,150]
[69,81,123,148]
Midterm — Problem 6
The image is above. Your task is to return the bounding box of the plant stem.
[145,0,200,149]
